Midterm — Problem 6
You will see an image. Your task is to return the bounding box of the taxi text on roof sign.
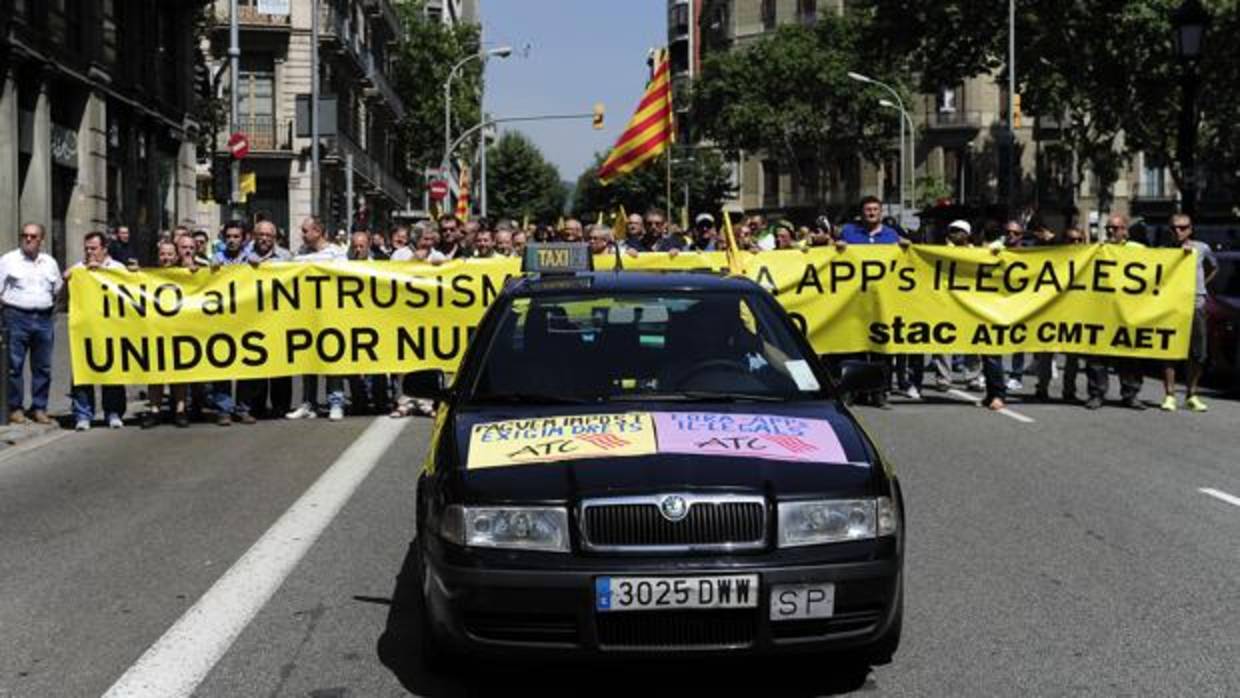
[522,243,593,274]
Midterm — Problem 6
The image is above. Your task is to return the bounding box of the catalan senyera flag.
[597,49,673,185]
[455,165,471,221]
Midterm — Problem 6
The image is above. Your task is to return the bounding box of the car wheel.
[856,575,903,666]
[411,537,459,675]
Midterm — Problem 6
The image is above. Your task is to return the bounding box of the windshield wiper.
[610,391,787,403]
[470,392,594,405]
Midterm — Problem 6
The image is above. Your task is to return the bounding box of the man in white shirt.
[286,216,348,421]
[1,223,63,424]
[66,231,128,430]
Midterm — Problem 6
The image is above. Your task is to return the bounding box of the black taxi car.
[403,245,904,666]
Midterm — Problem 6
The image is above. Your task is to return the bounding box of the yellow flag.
[239,172,257,202]
[721,211,744,275]
[613,204,628,240]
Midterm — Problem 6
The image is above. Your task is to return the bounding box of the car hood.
[442,402,879,503]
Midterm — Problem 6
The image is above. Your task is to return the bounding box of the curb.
[0,421,62,449]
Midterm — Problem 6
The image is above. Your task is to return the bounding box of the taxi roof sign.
[522,243,593,274]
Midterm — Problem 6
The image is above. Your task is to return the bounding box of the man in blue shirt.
[838,196,904,246]
[836,196,911,406]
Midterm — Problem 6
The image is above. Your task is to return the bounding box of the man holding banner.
[67,232,128,430]
[1161,214,1217,413]
[285,217,348,422]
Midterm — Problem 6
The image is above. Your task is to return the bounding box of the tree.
[688,15,905,208]
[485,131,567,223]
[861,0,1240,210]
[390,1,482,189]
[571,149,735,221]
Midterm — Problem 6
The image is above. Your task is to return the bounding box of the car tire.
[856,575,903,666]
[411,538,459,675]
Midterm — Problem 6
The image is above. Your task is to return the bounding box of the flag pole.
[666,151,673,218]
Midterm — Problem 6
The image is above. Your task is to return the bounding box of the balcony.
[320,3,367,76]
[362,48,407,120]
[220,115,294,153]
[927,110,984,131]
[364,0,401,34]
[328,130,407,205]
[212,1,291,30]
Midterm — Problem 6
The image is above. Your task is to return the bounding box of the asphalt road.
[1,372,1238,697]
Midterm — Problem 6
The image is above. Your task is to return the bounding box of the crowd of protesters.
[0,194,1220,431]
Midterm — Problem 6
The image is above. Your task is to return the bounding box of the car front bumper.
[421,542,901,657]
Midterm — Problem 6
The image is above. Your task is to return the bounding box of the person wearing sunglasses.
[1161,214,1217,412]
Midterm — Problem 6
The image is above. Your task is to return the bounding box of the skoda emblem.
[659,495,689,522]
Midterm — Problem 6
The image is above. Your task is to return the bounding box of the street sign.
[228,132,250,160]
[428,180,449,201]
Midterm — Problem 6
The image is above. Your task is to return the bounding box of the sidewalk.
[3,313,117,449]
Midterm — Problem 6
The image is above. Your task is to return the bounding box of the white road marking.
[102,416,410,698]
[1199,488,1240,508]
[945,389,1037,424]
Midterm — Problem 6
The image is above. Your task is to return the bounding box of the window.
[937,87,958,113]
[236,56,276,149]
[761,0,777,30]
[762,160,780,207]
[798,0,818,24]
[796,159,819,202]
[669,2,690,36]
[1142,163,1167,198]
[882,152,900,203]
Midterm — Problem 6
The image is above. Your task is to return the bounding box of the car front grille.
[580,494,767,552]
[463,611,579,646]
[596,610,756,650]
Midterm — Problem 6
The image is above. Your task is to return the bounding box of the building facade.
[679,0,1232,237]
[1,0,204,266]
[199,0,407,250]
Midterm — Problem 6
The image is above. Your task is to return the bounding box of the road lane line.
[102,416,410,698]
[944,389,1036,424]
[1199,488,1240,508]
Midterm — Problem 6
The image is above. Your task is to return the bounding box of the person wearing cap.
[692,213,719,251]
[944,220,1008,410]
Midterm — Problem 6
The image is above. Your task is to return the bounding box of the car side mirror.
[402,369,450,401]
[836,360,887,394]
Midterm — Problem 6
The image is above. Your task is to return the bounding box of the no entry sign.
[228,132,250,160]
[428,180,449,201]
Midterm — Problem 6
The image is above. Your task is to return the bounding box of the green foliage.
[485,131,567,223]
[390,1,482,187]
[916,175,955,209]
[687,16,904,206]
[861,0,1240,204]
[571,149,735,221]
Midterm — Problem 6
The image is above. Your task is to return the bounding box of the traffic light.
[211,155,230,204]
[1013,94,1022,129]
[592,102,605,130]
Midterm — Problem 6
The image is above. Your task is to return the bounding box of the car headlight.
[778,497,897,547]
[440,505,570,553]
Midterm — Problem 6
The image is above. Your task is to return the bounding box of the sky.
[480,0,667,184]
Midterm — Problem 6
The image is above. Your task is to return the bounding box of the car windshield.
[467,291,825,403]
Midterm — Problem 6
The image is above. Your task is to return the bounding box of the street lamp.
[878,99,911,215]
[444,46,513,168]
[1172,0,1210,218]
[849,72,915,214]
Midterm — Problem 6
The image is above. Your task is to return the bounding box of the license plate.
[769,583,835,620]
[595,575,759,612]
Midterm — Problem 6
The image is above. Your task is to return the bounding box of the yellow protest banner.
[68,258,519,385]
[68,245,1196,385]
[467,413,657,469]
[743,244,1195,358]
